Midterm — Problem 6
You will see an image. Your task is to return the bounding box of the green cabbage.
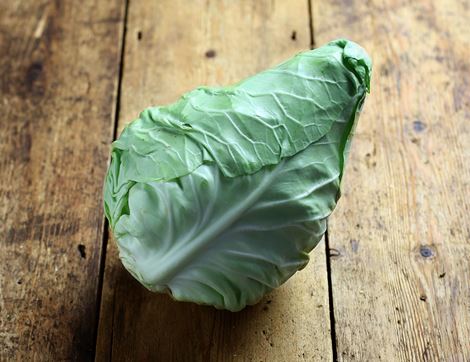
[104,39,371,312]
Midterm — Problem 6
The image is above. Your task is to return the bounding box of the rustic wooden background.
[1,0,469,361]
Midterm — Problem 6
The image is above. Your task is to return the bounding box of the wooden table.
[1,0,469,361]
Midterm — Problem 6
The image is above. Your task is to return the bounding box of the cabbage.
[104,39,372,311]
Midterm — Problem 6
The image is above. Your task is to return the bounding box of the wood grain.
[96,1,333,361]
[0,1,125,360]
[314,0,470,360]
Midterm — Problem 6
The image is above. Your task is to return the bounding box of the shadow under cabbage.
[103,258,322,360]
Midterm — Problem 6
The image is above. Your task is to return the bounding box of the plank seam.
[93,0,130,359]
[325,227,338,362]
[309,2,335,359]
[307,0,315,48]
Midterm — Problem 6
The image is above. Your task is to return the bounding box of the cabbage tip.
[104,39,372,312]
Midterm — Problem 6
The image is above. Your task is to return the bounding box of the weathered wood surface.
[3,0,469,360]
[0,1,125,360]
[314,0,470,360]
[96,1,333,361]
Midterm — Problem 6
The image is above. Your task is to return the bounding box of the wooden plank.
[313,0,470,360]
[0,1,125,360]
[96,1,333,361]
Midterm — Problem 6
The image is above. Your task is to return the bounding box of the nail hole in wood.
[413,119,426,132]
[419,245,434,258]
[205,49,216,58]
[78,244,86,259]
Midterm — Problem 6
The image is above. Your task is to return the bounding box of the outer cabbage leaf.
[104,39,372,311]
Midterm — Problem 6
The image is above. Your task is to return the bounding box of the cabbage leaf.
[104,39,371,311]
